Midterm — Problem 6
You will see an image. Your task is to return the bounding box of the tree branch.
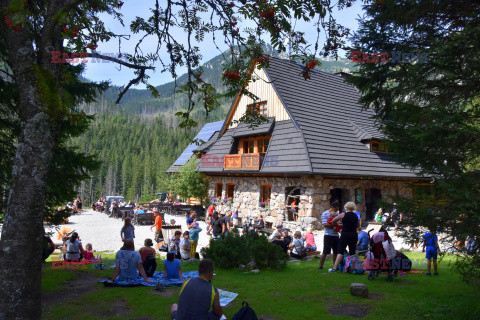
[89,52,155,70]
[115,68,146,104]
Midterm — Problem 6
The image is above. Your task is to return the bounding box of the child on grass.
[422,229,441,276]
[121,218,135,246]
[163,251,183,280]
[83,243,95,261]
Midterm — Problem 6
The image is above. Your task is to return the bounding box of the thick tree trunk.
[0,15,56,319]
[0,112,54,320]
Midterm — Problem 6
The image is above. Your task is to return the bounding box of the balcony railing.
[224,153,263,170]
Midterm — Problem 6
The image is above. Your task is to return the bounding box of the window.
[216,183,223,198]
[370,140,388,152]
[246,101,267,116]
[260,185,272,202]
[257,138,269,153]
[239,135,271,154]
[227,184,235,198]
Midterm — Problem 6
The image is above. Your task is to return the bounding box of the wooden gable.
[226,67,290,129]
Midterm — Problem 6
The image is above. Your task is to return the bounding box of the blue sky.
[82,1,365,88]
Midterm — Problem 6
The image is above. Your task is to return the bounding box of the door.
[365,188,382,221]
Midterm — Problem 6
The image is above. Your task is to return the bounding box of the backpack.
[345,255,364,275]
[232,301,258,320]
[142,254,157,277]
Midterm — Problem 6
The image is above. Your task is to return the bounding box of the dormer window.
[370,140,388,153]
[239,135,271,155]
[247,101,267,116]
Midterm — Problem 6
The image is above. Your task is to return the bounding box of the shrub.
[453,254,480,287]
[201,230,289,270]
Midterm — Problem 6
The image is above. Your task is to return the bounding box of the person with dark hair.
[208,212,225,240]
[180,231,191,260]
[170,259,223,320]
[163,251,183,279]
[121,217,135,247]
[139,239,156,263]
[64,232,85,262]
[170,230,182,259]
[318,202,341,270]
[108,239,153,283]
[42,231,60,262]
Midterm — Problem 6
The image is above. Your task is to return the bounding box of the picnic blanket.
[98,271,199,287]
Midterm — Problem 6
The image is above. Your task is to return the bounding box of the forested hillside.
[72,55,355,204]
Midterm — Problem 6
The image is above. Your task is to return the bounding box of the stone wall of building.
[208,175,413,230]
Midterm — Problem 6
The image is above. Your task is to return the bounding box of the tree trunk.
[0,20,56,319]
[0,112,54,320]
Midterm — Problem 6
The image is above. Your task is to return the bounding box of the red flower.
[117,1,124,8]
[305,60,318,69]
[231,21,237,27]
[86,44,98,50]
[223,71,240,80]
[230,2,235,7]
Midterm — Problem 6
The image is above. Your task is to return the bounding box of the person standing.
[318,202,340,270]
[186,211,196,229]
[189,222,202,259]
[329,202,360,272]
[209,212,225,240]
[232,205,240,228]
[206,203,216,221]
[224,211,232,234]
[150,208,164,245]
[422,229,441,276]
[180,231,191,260]
[291,199,298,221]
[121,218,135,248]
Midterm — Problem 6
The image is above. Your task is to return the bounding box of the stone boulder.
[350,283,368,298]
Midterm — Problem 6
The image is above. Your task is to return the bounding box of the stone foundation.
[208,175,413,230]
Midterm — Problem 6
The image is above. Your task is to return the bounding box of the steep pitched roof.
[170,57,421,179]
[263,57,419,178]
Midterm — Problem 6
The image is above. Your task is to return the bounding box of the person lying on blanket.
[107,239,153,283]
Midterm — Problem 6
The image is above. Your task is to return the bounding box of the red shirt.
[83,251,94,261]
[208,205,215,216]
[155,215,162,230]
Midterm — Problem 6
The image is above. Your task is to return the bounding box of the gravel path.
[44,209,416,254]
[45,209,211,252]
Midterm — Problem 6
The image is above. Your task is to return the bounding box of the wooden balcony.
[224,153,263,170]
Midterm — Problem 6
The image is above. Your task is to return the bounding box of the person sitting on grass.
[121,218,135,248]
[64,232,85,262]
[83,243,95,261]
[170,259,223,320]
[303,228,317,252]
[163,251,184,280]
[269,225,283,241]
[272,234,288,253]
[289,231,306,259]
[422,229,441,276]
[108,239,152,283]
[139,239,157,277]
[189,222,202,259]
[356,228,369,255]
[180,231,191,260]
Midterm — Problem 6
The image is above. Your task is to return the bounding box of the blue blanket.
[99,271,199,287]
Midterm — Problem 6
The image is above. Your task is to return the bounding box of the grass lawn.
[42,252,480,320]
